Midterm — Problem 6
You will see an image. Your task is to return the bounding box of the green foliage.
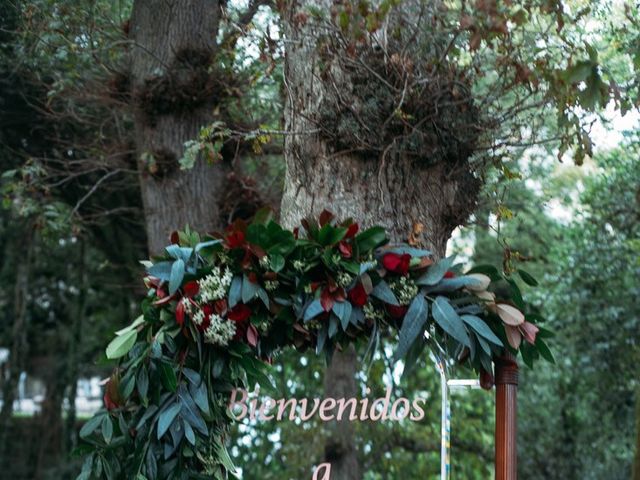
[77,211,545,479]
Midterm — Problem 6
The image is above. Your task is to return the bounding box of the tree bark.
[0,227,34,467]
[281,3,479,478]
[129,0,230,254]
[633,388,640,480]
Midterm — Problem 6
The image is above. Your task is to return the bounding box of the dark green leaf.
[106,329,137,360]
[168,259,185,295]
[461,315,503,346]
[241,273,259,303]
[416,256,455,286]
[394,295,428,361]
[79,414,105,439]
[517,269,539,286]
[228,276,242,308]
[157,402,181,440]
[432,296,470,347]
[101,416,113,444]
[355,227,387,252]
[332,301,352,330]
[158,362,177,392]
[371,281,399,305]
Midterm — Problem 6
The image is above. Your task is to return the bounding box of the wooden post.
[495,354,518,480]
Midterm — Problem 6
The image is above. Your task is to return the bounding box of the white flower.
[363,303,384,321]
[265,280,279,292]
[293,260,306,271]
[259,256,271,269]
[391,276,418,305]
[337,272,353,288]
[198,267,233,303]
[203,314,236,346]
[181,297,194,315]
[192,309,205,326]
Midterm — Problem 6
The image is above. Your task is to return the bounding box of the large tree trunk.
[281,2,479,479]
[0,227,34,467]
[129,0,229,254]
[633,389,640,480]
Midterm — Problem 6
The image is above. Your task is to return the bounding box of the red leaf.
[246,324,259,347]
[480,368,494,390]
[444,270,456,279]
[348,283,368,307]
[346,223,359,238]
[175,301,185,326]
[226,230,245,248]
[386,304,408,319]
[170,231,180,245]
[338,241,353,258]
[505,325,522,349]
[319,209,334,227]
[321,288,334,312]
[520,321,539,345]
[182,281,199,298]
[214,298,228,316]
[228,304,252,323]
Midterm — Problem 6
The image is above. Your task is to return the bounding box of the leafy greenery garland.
[76,209,552,480]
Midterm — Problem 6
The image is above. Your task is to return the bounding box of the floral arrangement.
[76,209,552,480]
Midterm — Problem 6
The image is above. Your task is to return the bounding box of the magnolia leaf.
[332,301,352,330]
[428,275,485,293]
[387,246,432,257]
[505,325,522,349]
[241,274,259,303]
[101,416,113,444]
[328,315,339,338]
[536,337,555,363]
[432,296,470,347]
[494,303,525,326]
[464,274,491,292]
[228,276,242,308]
[114,315,144,336]
[169,259,185,295]
[461,315,503,346]
[79,413,105,439]
[157,402,181,440]
[517,269,539,286]
[184,420,196,446]
[304,299,324,322]
[355,226,387,252]
[146,261,173,282]
[371,281,399,306]
[106,329,137,360]
[417,255,455,286]
[158,362,178,392]
[394,295,428,361]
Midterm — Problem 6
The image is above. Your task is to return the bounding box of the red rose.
[386,304,408,319]
[182,281,199,298]
[348,283,368,307]
[226,230,245,248]
[382,253,411,275]
[444,270,456,279]
[338,241,353,258]
[228,303,252,323]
